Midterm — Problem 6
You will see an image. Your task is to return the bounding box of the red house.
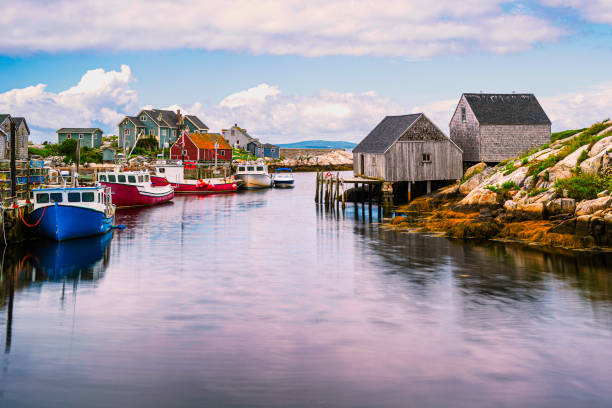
[170,132,233,162]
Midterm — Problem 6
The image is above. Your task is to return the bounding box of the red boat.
[97,170,174,208]
[151,163,238,194]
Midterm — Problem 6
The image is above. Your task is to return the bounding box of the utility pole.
[9,119,16,205]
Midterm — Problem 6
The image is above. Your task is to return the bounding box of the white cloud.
[0,0,565,58]
[540,83,612,130]
[0,65,137,141]
[542,0,612,24]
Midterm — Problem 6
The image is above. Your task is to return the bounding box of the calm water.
[1,172,612,407]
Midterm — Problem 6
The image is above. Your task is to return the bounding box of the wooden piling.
[368,183,372,219]
[315,171,320,203]
[408,181,411,202]
[335,172,340,209]
[341,181,346,211]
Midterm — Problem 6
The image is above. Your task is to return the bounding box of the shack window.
[247,166,254,171]
[118,175,126,183]
[50,193,63,203]
[82,192,94,202]
[99,174,106,181]
[220,151,225,156]
[372,156,376,166]
[461,107,466,122]
[256,166,263,171]
[36,193,49,203]
[271,148,275,153]
[422,153,432,163]
[68,192,81,202]
[108,175,116,182]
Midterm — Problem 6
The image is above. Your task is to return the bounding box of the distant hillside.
[277,140,357,150]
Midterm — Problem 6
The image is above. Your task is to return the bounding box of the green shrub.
[501,181,519,191]
[554,173,612,201]
[529,188,548,197]
[521,158,528,166]
[551,129,585,142]
[485,185,501,194]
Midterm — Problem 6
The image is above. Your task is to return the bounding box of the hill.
[276,140,357,150]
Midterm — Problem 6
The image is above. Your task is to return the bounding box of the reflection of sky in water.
[1,171,611,407]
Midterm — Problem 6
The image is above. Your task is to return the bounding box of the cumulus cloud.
[541,0,612,24]
[0,0,565,58]
[0,65,138,141]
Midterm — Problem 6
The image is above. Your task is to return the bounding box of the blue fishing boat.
[272,168,295,188]
[28,186,115,241]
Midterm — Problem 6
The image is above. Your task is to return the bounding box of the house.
[57,128,103,148]
[263,143,280,159]
[0,114,30,160]
[170,132,232,162]
[118,109,208,150]
[102,147,116,163]
[353,113,463,195]
[222,124,253,150]
[246,140,264,158]
[449,93,551,163]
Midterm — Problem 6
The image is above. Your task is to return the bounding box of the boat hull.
[100,182,174,207]
[236,174,272,189]
[273,179,294,188]
[150,176,238,194]
[29,204,114,241]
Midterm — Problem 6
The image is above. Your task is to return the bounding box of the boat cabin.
[33,187,112,212]
[235,163,269,175]
[98,170,151,185]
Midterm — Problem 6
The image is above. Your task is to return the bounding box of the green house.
[57,128,103,148]
[102,147,116,163]
[118,109,208,150]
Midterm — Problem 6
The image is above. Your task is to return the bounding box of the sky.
[1,0,611,144]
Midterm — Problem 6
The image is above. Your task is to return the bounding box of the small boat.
[235,163,272,189]
[28,186,115,241]
[272,168,295,188]
[151,163,239,194]
[98,170,174,207]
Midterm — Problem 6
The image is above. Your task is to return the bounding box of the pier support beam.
[427,180,431,195]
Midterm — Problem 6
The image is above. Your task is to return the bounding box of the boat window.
[138,176,143,183]
[99,174,106,181]
[144,175,150,182]
[239,167,245,171]
[50,193,63,203]
[108,175,116,182]
[36,193,49,203]
[82,192,94,202]
[128,175,137,183]
[247,166,254,171]
[257,166,263,171]
[68,192,81,202]
[159,167,165,173]
[118,175,126,183]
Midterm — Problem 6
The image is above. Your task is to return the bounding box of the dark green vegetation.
[551,128,586,142]
[554,173,612,201]
[29,139,102,164]
[485,181,518,194]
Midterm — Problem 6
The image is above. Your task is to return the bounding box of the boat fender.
[111,224,126,230]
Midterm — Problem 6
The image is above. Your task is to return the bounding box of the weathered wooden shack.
[450,93,551,163]
[353,113,463,196]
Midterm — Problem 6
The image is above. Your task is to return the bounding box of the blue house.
[118,109,208,150]
[263,143,280,159]
[57,128,103,148]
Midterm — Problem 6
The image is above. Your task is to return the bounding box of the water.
[1,172,612,407]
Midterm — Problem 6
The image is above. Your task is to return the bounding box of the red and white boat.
[151,163,239,194]
[97,169,174,208]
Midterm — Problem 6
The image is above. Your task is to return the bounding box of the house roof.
[263,143,278,148]
[57,127,103,133]
[189,133,232,150]
[185,115,208,130]
[13,117,29,133]
[0,114,10,123]
[124,116,145,127]
[462,93,551,125]
[353,114,423,154]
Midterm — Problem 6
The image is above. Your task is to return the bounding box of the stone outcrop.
[575,196,612,216]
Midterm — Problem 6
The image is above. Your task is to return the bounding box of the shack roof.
[353,114,423,154]
[189,133,231,150]
[57,127,102,133]
[462,93,551,125]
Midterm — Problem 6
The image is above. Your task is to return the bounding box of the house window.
[271,148,275,153]
[124,129,130,136]
[141,115,147,121]
[422,153,432,163]
[461,107,466,122]
[79,134,84,139]
[161,129,167,136]
[149,129,155,135]
[66,134,72,139]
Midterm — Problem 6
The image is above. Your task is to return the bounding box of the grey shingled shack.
[450,93,551,163]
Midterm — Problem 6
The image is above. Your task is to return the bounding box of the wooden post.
[25,160,30,203]
[335,172,340,209]
[341,181,346,211]
[377,183,382,220]
[427,180,431,195]
[354,182,359,216]
[368,183,372,219]
[324,177,329,205]
[315,171,320,203]
[9,120,16,205]
[408,181,411,202]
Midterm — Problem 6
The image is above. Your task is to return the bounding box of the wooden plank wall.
[385,141,462,182]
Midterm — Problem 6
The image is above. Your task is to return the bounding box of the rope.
[19,205,46,228]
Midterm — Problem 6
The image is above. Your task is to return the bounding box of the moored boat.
[151,163,238,194]
[272,168,295,188]
[98,170,174,207]
[235,163,272,189]
[28,186,115,241]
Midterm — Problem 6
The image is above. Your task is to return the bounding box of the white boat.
[235,163,272,189]
[272,168,295,188]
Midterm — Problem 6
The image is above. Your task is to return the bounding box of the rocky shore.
[388,120,612,250]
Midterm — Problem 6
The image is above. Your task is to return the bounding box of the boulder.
[580,148,611,174]
[546,145,589,182]
[523,175,535,191]
[546,198,576,215]
[549,218,576,235]
[598,190,610,198]
[464,162,487,180]
[457,188,499,208]
[531,189,557,204]
[575,196,612,216]
[588,135,612,157]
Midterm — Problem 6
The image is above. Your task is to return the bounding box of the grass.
[528,187,548,197]
[485,181,518,194]
[554,173,612,201]
[232,148,258,161]
[551,129,586,143]
[461,166,483,183]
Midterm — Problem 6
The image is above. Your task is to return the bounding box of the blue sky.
[1,0,611,143]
